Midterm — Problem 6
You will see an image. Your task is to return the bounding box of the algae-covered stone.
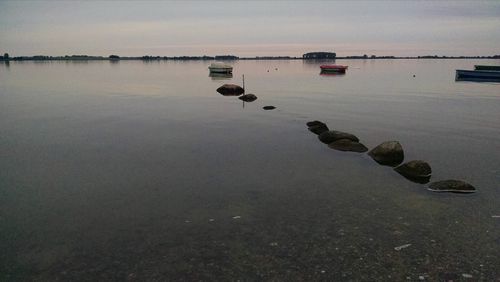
[328,139,368,153]
[428,180,476,193]
[216,84,244,96]
[368,141,404,166]
[318,130,359,144]
[394,160,432,183]
[239,93,257,102]
[395,160,431,177]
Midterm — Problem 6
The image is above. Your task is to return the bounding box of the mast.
[242,74,245,93]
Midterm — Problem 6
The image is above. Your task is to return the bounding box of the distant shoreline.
[1,55,500,62]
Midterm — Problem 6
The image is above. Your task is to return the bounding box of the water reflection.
[64,60,90,65]
[455,77,500,83]
[319,71,346,77]
[209,72,233,80]
[302,59,336,65]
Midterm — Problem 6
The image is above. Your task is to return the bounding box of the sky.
[0,1,499,57]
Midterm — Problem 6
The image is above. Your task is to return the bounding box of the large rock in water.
[239,94,257,102]
[307,121,329,135]
[368,141,404,166]
[318,130,359,144]
[217,84,244,96]
[428,180,476,193]
[394,160,432,184]
[328,139,368,153]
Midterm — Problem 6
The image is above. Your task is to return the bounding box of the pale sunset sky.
[0,0,499,57]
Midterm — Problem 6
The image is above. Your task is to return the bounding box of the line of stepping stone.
[216,83,275,110]
[307,120,476,193]
[216,83,476,193]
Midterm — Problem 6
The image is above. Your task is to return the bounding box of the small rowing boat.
[209,62,233,74]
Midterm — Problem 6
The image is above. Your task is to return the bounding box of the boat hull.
[455,69,500,82]
[320,69,346,74]
[208,67,233,74]
[320,65,348,74]
[474,65,500,71]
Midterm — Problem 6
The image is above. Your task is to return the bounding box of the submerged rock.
[263,106,276,110]
[394,160,432,184]
[428,180,476,193]
[239,93,257,102]
[328,139,368,153]
[368,141,404,166]
[216,84,244,96]
[318,130,359,144]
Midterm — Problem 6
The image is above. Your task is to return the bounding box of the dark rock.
[394,160,432,183]
[399,174,431,184]
[263,106,276,110]
[308,125,329,135]
[368,141,404,166]
[395,160,431,177]
[318,130,359,144]
[428,180,476,193]
[239,94,257,102]
[306,121,329,135]
[216,84,244,96]
[328,139,368,153]
[306,120,326,127]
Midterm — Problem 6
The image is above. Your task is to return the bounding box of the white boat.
[208,62,233,74]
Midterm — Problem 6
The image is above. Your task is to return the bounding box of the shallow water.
[1,59,499,281]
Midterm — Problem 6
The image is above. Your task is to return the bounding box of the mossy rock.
[328,139,368,153]
[428,180,476,193]
[318,130,359,144]
[368,141,404,166]
[394,160,432,183]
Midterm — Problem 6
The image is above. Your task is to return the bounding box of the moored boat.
[320,64,348,73]
[455,69,500,81]
[474,65,500,71]
[209,62,233,74]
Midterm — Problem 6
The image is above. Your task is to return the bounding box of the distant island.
[1,52,499,62]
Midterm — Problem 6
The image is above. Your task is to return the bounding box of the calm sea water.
[1,59,499,281]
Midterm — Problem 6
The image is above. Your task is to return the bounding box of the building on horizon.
[302,52,336,59]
